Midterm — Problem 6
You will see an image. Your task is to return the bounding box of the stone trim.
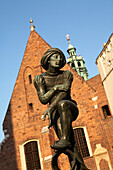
[44,155,52,162]
[94,144,112,170]
[41,126,49,134]
[0,129,9,152]
[94,105,98,109]
[92,96,98,101]
[19,139,43,170]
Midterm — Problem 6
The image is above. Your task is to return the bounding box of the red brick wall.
[0,31,53,170]
[87,75,113,166]
[0,30,113,170]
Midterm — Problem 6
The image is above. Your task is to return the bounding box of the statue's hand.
[43,106,53,128]
[53,84,68,92]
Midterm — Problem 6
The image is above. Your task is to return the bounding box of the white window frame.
[19,139,43,170]
[73,126,93,157]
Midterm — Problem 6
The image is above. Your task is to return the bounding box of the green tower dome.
[66,34,89,81]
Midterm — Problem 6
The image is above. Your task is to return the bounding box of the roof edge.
[95,33,113,64]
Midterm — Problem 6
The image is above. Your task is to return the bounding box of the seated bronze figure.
[34,48,88,170]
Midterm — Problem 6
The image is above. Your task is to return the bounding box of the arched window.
[24,141,41,170]
[102,105,111,118]
[73,128,90,158]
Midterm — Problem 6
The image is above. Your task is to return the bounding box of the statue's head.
[41,48,66,70]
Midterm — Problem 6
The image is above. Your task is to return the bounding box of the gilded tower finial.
[66,34,75,52]
[30,18,35,31]
[66,34,70,42]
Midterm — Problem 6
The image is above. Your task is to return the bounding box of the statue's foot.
[51,139,72,150]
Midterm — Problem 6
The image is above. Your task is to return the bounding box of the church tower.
[66,34,89,81]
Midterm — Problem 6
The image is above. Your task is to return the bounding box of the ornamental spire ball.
[66,34,70,41]
[30,18,35,31]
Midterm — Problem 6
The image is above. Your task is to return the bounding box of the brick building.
[0,23,113,170]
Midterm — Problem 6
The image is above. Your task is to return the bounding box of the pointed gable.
[3,30,51,130]
[23,30,51,67]
[1,30,53,170]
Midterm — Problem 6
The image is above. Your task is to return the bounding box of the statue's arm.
[33,75,56,105]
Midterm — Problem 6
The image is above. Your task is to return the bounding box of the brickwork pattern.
[0,30,113,170]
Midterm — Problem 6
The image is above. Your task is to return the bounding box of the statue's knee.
[58,100,68,110]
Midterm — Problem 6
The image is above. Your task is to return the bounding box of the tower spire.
[66,34,89,81]
[66,34,76,53]
[30,18,35,31]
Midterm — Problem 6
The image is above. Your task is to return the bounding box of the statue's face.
[49,54,62,68]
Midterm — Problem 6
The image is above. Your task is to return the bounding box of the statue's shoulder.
[33,73,46,85]
[63,70,73,80]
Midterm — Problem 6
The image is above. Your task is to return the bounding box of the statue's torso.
[42,71,71,103]
[43,71,65,91]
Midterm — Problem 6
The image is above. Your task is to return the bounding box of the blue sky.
[0,0,113,142]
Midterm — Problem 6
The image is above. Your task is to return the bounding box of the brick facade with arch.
[0,30,113,170]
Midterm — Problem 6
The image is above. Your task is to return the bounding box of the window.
[71,63,75,67]
[24,141,41,170]
[29,75,32,84]
[102,105,111,118]
[73,128,90,158]
[29,103,33,111]
[78,61,81,67]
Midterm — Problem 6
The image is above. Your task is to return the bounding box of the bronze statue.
[34,48,88,170]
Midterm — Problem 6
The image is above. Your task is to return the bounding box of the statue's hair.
[41,48,66,70]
